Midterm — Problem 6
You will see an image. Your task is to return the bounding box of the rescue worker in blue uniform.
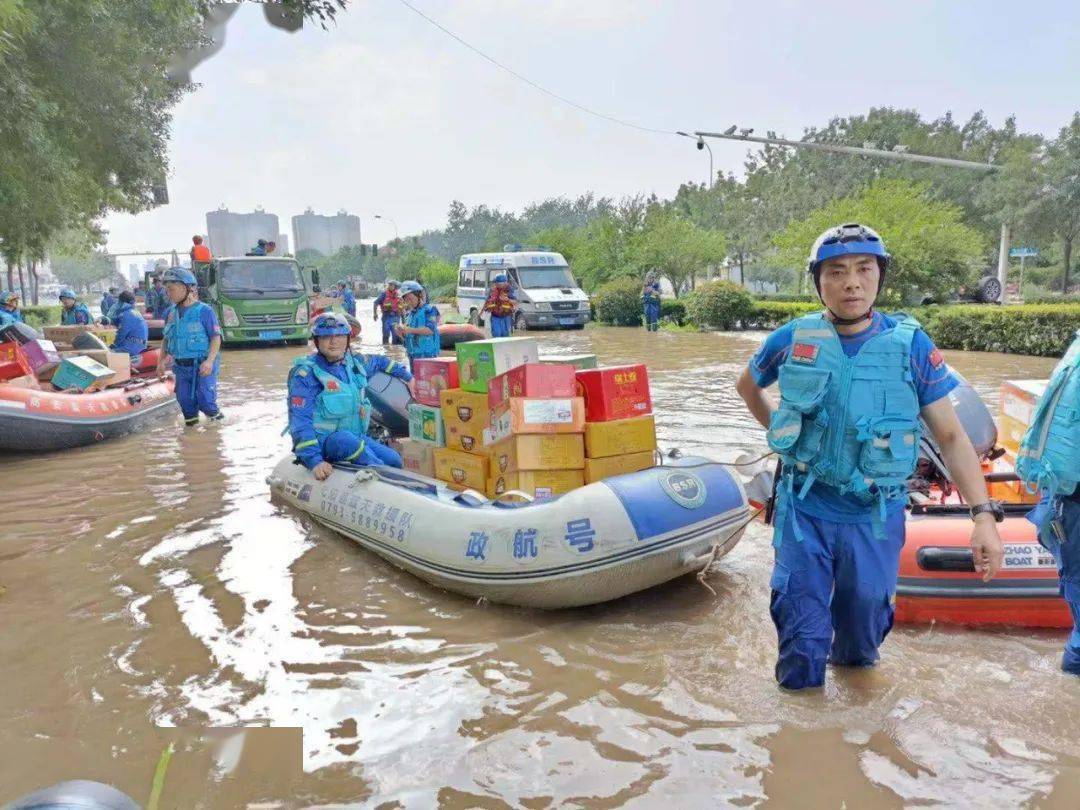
[483,274,516,337]
[735,223,1005,690]
[159,267,224,425]
[58,289,91,325]
[288,312,413,480]
[1018,330,1080,675]
[247,239,268,256]
[334,281,357,317]
[109,291,150,368]
[0,290,23,327]
[642,272,661,331]
[100,287,118,322]
[373,279,403,345]
[148,275,172,320]
[394,280,440,371]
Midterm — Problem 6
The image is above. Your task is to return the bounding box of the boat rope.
[695,505,765,596]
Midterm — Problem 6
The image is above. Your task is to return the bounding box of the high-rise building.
[291,208,362,256]
[275,233,291,256]
[205,207,281,258]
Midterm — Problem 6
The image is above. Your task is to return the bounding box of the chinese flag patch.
[791,343,819,364]
[325,380,339,392]
[291,396,306,407]
[929,348,946,369]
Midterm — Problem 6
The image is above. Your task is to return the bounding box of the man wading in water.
[735,223,1005,690]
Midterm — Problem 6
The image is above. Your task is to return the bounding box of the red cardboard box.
[412,357,460,407]
[0,341,33,381]
[488,363,577,410]
[576,364,653,422]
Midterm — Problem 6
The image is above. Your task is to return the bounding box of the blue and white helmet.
[162,267,198,286]
[807,223,890,285]
[311,312,352,337]
[58,288,77,301]
[399,280,423,296]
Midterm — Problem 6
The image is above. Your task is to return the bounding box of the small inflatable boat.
[0,376,178,452]
[269,455,750,609]
[438,322,485,350]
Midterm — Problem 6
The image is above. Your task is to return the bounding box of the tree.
[1030,114,1080,291]
[773,179,985,303]
[634,211,727,297]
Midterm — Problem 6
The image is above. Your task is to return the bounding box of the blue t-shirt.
[749,311,959,523]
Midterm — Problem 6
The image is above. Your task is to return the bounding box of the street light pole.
[374,214,399,242]
[676,131,714,188]
[694,128,1010,299]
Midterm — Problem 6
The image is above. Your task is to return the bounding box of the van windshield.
[515,266,577,289]
[220,260,304,296]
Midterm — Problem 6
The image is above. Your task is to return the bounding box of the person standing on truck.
[642,272,661,332]
[483,274,516,337]
[190,235,212,264]
[159,267,224,426]
[373,279,403,345]
[287,312,413,479]
[394,280,439,371]
[334,281,356,317]
[247,239,268,257]
[59,288,92,325]
[1017,330,1080,675]
[735,222,1004,691]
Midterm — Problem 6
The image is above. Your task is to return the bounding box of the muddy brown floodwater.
[1,304,1077,808]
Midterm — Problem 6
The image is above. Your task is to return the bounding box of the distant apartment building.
[205,207,281,258]
[291,208,362,256]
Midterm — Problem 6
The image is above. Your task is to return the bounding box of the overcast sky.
[102,0,1080,254]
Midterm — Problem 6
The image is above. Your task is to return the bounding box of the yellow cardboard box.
[486,469,584,500]
[434,447,489,491]
[488,397,586,442]
[444,417,492,455]
[584,414,657,459]
[440,388,492,427]
[488,434,585,474]
[584,450,655,483]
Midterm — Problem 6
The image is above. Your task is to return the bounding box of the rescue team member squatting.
[736,223,1006,690]
[287,312,414,480]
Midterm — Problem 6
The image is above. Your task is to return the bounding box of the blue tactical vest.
[766,312,922,537]
[1017,330,1080,497]
[405,305,440,358]
[292,353,373,438]
[164,302,212,360]
[61,304,91,325]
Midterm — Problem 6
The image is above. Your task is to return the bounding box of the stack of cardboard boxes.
[576,364,658,482]
[995,379,1047,504]
[0,323,131,392]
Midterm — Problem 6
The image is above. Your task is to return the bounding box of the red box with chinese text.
[575,364,653,422]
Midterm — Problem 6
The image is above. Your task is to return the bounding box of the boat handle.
[492,490,535,503]
[127,394,142,405]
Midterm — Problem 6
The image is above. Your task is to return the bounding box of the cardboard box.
[445,417,491,454]
[43,324,116,347]
[999,380,1048,454]
[576,364,653,422]
[60,350,131,385]
[486,469,584,500]
[1,374,40,390]
[487,363,577,410]
[398,438,437,477]
[584,450,655,483]
[309,294,337,312]
[22,339,61,378]
[0,341,33,381]
[455,337,539,393]
[440,388,492,426]
[51,355,116,391]
[539,353,598,370]
[412,357,460,407]
[489,397,586,442]
[407,402,445,447]
[489,434,585,474]
[584,414,657,458]
[434,447,489,491]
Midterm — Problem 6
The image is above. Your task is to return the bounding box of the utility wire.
[393,0,676,137]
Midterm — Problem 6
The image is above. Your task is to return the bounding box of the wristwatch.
[970,500,1005,523]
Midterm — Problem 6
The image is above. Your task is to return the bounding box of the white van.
[455,248,591,330]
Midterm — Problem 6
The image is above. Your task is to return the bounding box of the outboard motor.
[915,371,998,490]
[365,371,412,438]
[4,780,139,810]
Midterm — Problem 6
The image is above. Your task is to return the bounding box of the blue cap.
[163,267,197,286]
[493,274,507,283]
[311,312,351,337]
[59,288,77,300]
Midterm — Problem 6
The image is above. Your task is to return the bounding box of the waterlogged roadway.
[1,304,1076,808]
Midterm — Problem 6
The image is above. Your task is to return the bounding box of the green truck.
[194,255,319,346]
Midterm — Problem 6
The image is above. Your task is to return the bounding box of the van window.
[459,268,470,287]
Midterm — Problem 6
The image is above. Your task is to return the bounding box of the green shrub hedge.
[917,304,1080,357]
[660,299,686,326]
[685,281,754,330]
[593,278,645,326]
[744,301,821,330]
[20,305,62,329]
[756,293,816,303]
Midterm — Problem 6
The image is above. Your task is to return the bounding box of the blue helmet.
[807,223,890,287]
[493,274,507,283]
[1,289,17,303]
[58,288,77,301]
[162,267,197,286]
[399,280,423,296]
[311,312,352,337]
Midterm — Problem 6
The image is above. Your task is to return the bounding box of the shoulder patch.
[929,348,946,369]
[296,368,308,377]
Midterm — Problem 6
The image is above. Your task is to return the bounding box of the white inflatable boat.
[268,455,750,609]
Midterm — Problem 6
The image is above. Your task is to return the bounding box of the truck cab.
[195,256,317,346]
[456,249,590,330]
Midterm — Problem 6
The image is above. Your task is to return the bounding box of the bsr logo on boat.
[660,471,707,509]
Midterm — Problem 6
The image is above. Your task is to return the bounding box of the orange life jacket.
[484,288,515,317]
[381,288,401,314]
[191,244,211,262]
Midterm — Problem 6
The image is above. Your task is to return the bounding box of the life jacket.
[380,288,401,315]
[291,353,372,438]
[766,312,922,540]
[164,301,212,360]
[484,287,515,317]
[191,244,211,262]
[61,303,91,325]
[405,304,440,358]
[1017,330,1080,498]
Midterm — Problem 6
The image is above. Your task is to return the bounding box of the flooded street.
[2,305,1077,808]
